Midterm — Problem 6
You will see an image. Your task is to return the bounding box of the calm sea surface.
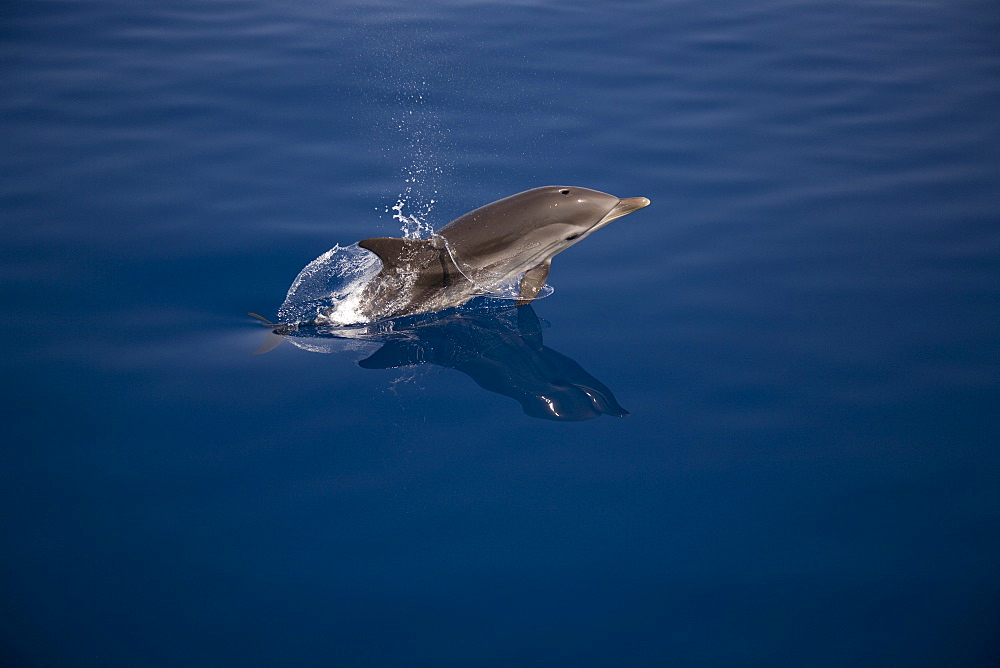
[3,1,999,666]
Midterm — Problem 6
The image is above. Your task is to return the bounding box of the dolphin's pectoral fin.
[359,237,439,273]
[516,260,551,306]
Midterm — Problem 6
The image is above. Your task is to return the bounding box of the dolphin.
[346,186,650,323]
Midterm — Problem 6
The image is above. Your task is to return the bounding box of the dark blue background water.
[3,1,999,665]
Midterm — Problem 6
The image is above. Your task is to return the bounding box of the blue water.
[3,1,999,665]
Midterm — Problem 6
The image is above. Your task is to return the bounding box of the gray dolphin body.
[350,186,650,322]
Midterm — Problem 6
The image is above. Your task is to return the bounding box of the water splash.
[383,80,446,239]
[388,197,435,240]
[276,243,381,326]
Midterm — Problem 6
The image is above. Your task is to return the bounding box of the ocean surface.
[3,1,999,665]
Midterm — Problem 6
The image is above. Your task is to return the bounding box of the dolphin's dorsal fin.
[358,236,469,318]
[516,260,551,306]
[359,237,439,272]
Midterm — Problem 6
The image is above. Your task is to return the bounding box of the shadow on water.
[255,304,629,422]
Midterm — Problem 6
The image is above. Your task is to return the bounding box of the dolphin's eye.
[565,233,581,241]
[559,189,570,195]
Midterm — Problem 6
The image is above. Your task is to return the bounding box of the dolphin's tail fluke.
[253,330,287,355]
[248,312,279,326]
[247,312,291,354]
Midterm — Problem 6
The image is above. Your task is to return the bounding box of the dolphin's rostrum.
[332,186,649,323]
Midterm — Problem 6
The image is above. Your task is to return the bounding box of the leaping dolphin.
[340,186,649,323]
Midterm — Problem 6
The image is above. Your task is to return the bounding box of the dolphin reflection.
[258,305,628,421]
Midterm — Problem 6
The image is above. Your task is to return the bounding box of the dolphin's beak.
[596,196,651,227]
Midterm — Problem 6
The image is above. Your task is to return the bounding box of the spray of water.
[382,80,446,239]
